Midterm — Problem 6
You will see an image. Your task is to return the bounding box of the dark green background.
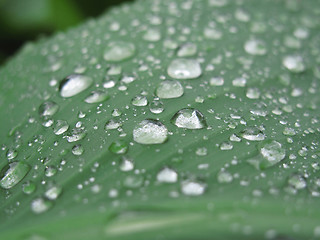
[0,0,133,66]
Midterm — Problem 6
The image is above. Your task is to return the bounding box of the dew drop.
[181,180,206,196]
[133,119,168,144]
[219,141,233,150]
[119,156,134,172]
[53,120,69,135]
[282,55,306,73]
[177,43,197,57]
[156,80,184,99]
[45,185,62,200]
[84,90,109,103]
[131,95,148,106]
[59,74,93,98]
[143,29,161,42]
[167,59,202,79]
[22,181,36,194]
[240,127,265,141]
[0,161,30,189]
[66,128,86,142]
[6,148,18,160]
[288,174,307,189]
[171,108,207,129]
[246,88,260,99]
[39,101,59,117]
[149,100,164,114]
[103,41,135,62]
[244,39,267,55]
[72,144,84,156]
[157,167,178,183]
[31,197,52,214]
[45,166,57,177]
[217,170,233,183]
[123,175,144,188]
[109,140,128,154]
[105,119,122,130]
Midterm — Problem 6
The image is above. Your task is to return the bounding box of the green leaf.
[1,0,320,239]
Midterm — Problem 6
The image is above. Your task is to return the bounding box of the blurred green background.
[0,0,133,66]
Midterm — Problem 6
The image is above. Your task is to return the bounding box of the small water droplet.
[282,55,306,73]
[177,43,197,57]
[240,127,265,141]
[149,100,164,114]
[157,167,178,183]
[143,29,161,42]
[39,101,59,117]
[123,175,144,188]
[181,180,206,196]
[219,141,233,150]
[53,120,69,135]
[22,181,36,194]
[103,41,135,62]
[66,128,86,142]
[31,197,52,214]
[246,88,260,99]
[131,95,148,106]
[109,140,128,154]
[288,174,307,190]
[119,156,134,172]
[105,118,122,130]
[232,77,247,87]
[0,161,30,189]
[133,119,168,144]
[59,74,93,98]
[217,170,233,183]
[156,80,184,99]
[72,144,84,156]
[6,148,18,160]
[84,90,109,103]
[244,39,267,55]
[44,185,62,200]
[167,59,202,79]
[45,166,57,177]
[171,108,207,129]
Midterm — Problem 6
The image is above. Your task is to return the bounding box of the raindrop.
[72,144,84,156]
[217,170,233,183]
[167,59,202,79]
[133,119,168,144]
[246,88,260,99]
[240,127,265,141]
[39,101,59,117]
[103,41,135,62]
[282,55,306,73]
[59,74,93,98]
[0,161,30,189]
[45,166,57,177]
[157,167,178,183]
[232,77,247,87]
[22,181,36,194]
[149,100,164,114]
[244,39,267,55]
[156,80,184,99]
[220,141,233,150]
[84,90,109,103]
[6,148,18,160]
[177,43,197,57]
[119,156,134,172]
[288,174,307,189]
[44,185,62,200]
[53,120,69,135]
[171,108,207,129]
[210,77,224,86]
[66,128,86,142]
[143,29,161,42]
[181,180,206,196]
[131,95,148,106]
[105,119,122,130]
[109,140,128,154]
[31,197,52,214]
[123,175,144,188]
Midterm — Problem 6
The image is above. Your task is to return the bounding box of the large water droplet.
[0,161,30,189]
[133,119,168,144]
[240,127,265,141]
[156,80,184,99]
[244,39,267,55]
[59,74,93,98]
[167,59,202,79]
[103,41,135,62]
[157,167,178,183]
[181,180,206,196]
[39,101,59,117]
[84,90,109,103]
[171,108,207,129]
[282,55,306,73]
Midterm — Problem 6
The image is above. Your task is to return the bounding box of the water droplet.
[181,180,206,196]
[288,174,307,189]
[219,141,233,150]
[45,166,57,177]
[203,27,222,40]
[131,95,148,106]
[59,74,93,98]
[119,156,134,172]
[53,120,69,135]
[282,55,306,73]
[210,77,224,86]
[45,185,62,200]
[157,167,178,183]
[143,29,161,42]
[248,140,286,170]
[217,170,233,183]
[66,128,86,142]
[105,118,122,130]
[283,127,296,136]
[177,43,197,57]
[39,101,59,117]
[72,144,84,156]
[232,77,247,87]
[31,197,52,214]
[196,147,207,156]
[167,59,202,79]
[6,148,18,160]
[0,161,30,189]
[240,127,265,141]
[149,100,164,114]
[133,119,168,144]
[171,108,207,129]
[246,88,260,99]
[123,175,144,188]
[22,181,36,194]
[84,90,109,103]
[103,41,135,62]
[109,140,128,154]
[156,80,184,99]
[244,39,267,55]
